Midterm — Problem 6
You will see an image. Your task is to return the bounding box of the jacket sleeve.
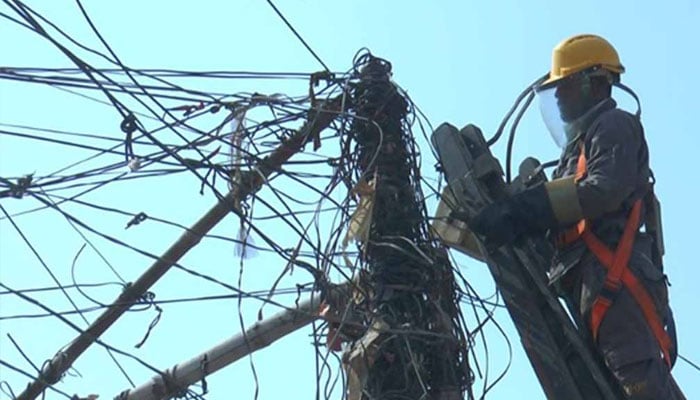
[576,110,644,220]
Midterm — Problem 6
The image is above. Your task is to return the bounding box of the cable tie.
[70,394,99,400]
[120,114,137,134]
[199,354,209,395]
[125,212,148,229]
[127,157,141,172]
[9,174,33,199]
[183,102,205,116]
[134,291,162,349]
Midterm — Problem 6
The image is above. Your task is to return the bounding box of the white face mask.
[536,85,569,148]
[537,87,609,148]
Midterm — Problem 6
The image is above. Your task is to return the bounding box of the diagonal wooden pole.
[116,282,349,400]
[17,97,342,400]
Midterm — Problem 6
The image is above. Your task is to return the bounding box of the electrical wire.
[0,203,137,386]
[264,0,331,72]
[678,354,700,373]
[0,9,512,399]
[0,360,73,399]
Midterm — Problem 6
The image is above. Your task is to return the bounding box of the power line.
[679,354,700,373]
[0,282,167,374]
[0,203,137,387]
[0,360,73,399]
[0,7,509,398]
[264,0,331,72]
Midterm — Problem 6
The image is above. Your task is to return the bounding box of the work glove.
[469,183,557,248]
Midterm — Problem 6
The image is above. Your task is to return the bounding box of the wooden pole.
[116,289,338,400]
[17,97,342,400]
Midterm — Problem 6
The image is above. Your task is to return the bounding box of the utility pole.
[17,97,342,400]
[340,55,470,400]
[117,281,351,400]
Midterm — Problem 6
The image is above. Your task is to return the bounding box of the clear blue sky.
[1,1,698,399]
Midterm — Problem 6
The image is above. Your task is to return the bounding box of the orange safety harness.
[557,144,673,367]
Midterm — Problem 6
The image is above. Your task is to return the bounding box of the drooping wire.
[505,90,535,183]
[0,282,168,376]
[486,74,546,147]
[0,203,137,387]
[0,7,512,397]
[6,1,225,201]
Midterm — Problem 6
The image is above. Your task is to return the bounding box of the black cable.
[0,103,242,209]
[0,360,72,399]
[35,105,217,182]
[0,76,340,203]
[0,70,218,102]
[0,204,95,322]
[678,354,700,373]
[264,0,330,72]
[0,282,167,376]
[0,122,157,146]
[0,288,316,321]
[2,67,323,79]
[0,282,125,296]
[8,1,225,201]
[39,193,280,254]
[0,203,137,387]
[70,244,110,307]
[6,334,41,374]
[0,380,18,400]
[487,74,546,146]
[0,17,504,397]
[505,90,535,183]
[0,129,137,158]
[25,190,311,313]
[75,0,219,108]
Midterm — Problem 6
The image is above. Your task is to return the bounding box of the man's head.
[555,70,614,122]
[539,34,623,121]
[535,34,625,146]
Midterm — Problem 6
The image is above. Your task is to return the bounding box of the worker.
[469,34,685,399]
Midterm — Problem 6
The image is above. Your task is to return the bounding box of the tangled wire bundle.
[0,3,513,398]
[344,54,471,399]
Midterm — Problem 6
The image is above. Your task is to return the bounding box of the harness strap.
[558,143,672,366]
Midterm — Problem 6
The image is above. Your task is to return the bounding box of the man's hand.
[468,184,558,248]
[469,200,521,247]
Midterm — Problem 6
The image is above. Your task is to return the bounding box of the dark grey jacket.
[549,98,651,283]
[546,99,685,399]
[554,98,649,232]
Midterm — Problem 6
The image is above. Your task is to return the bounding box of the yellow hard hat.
[540,34,625,88]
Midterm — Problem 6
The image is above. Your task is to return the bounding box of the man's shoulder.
[586,105,643,144]
[594,106,639,127]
